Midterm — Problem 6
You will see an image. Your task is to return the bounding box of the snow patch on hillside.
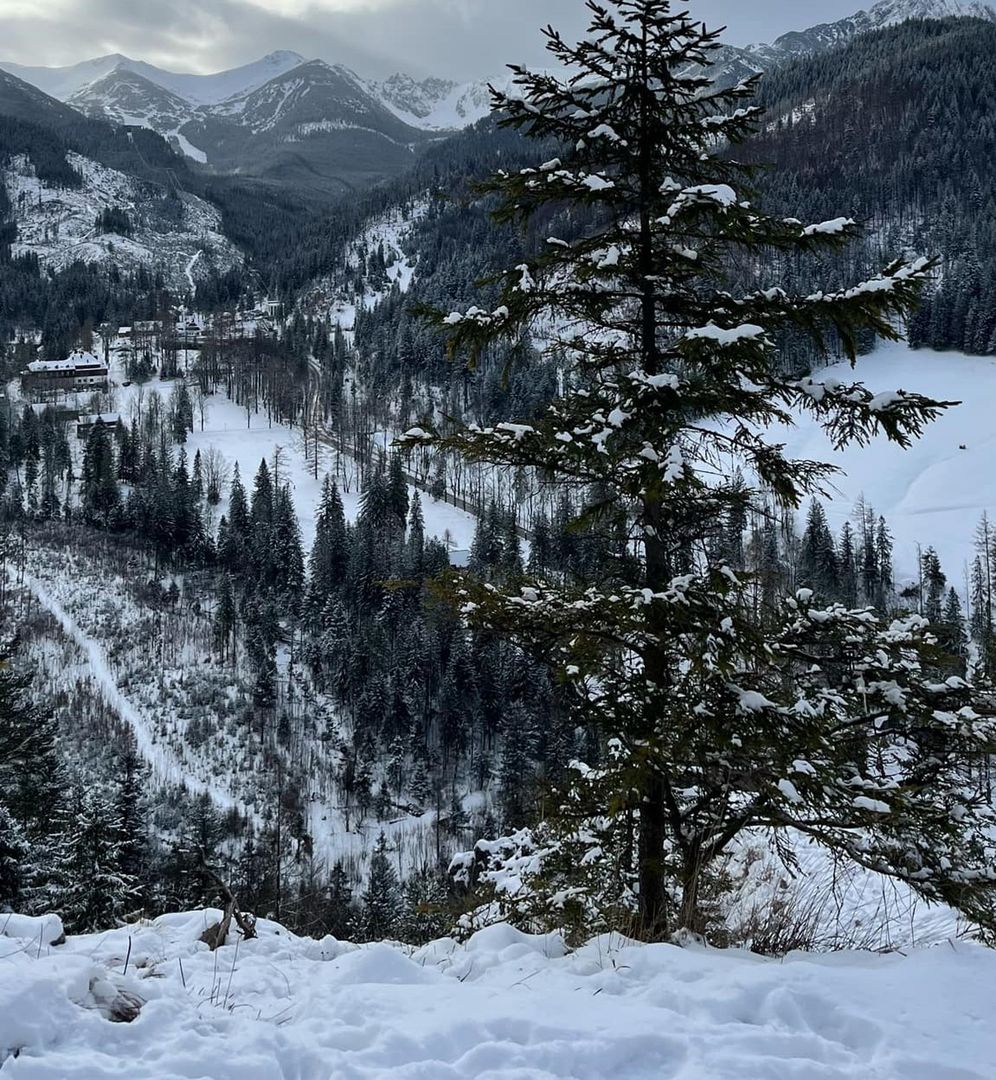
[301,202,427,335]
[1,912,993,1078]
[368,72,516,131]
[777,340,996,583]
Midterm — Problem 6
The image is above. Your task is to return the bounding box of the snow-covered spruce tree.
[362,832,401,941]
[409,0,996,939]
[54,784,138,933]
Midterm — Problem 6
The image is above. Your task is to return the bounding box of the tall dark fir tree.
[412,0,996,937]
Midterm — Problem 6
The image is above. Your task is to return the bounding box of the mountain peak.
[260,50,307,65]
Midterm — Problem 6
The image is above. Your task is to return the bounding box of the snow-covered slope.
[0,54,129,101]
[178,60,426,187]
[129,51,308,106]
[2,912,994,1079]
[67,68,196,134]
[777,340,996,584]
[365,73,505,131]
[1,152,241,292]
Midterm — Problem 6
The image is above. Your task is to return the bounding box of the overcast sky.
[0,0,870,80]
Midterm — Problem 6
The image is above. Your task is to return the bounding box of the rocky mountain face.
[67,69,196,134]
[183,60,429,191]
[6,52,432,188]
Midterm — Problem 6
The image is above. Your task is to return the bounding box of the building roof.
[26,350,106,373]
[27,359,76,372]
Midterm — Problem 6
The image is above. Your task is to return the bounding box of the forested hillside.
[751,16,996,353]
[4,2,996,959]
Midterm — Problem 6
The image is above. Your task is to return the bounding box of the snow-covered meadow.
[774,339,996,583]
[1,911,993,1079]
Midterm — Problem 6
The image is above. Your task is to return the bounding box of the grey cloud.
[0,0,868,81]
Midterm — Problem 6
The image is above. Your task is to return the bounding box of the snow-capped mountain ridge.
[6,0,993,141]
[0,50,307,107]
[702,0,996,88]
[67,67,196,132]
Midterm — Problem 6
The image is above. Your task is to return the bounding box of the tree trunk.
[637,774,668,938]
[678,855,704,937]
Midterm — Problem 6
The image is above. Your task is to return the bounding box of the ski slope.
[776,340,996,585]
[1,912,993,1079]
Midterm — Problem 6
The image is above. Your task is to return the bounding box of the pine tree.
[325,861,357,940]
[921,547,947,624]
[410,1,994,937]
[273,484,305,606]
[250,459,276,584]
[80,422,120,527]
[406,492,426,577]
[940,586,968,673]
[838,521,859,608]
[0,802,28,909]
[221,464,251,574]
[308,476,350,615]
[115,740,148,887]
[387,452,410,530]
[400,864,450,944]
[798,501,839,601]
[55,784,137,933]
[0,647,63,838]
[215,574,239,663]
[170,381,194,444]
[362,832,401,941]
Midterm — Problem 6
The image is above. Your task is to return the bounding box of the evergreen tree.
[170,381,194,443]
[215,574,239,662]
[55,785,137,933]
[325,861,357,940]
[412,0,994,937]
[406,492,426,576]
[939,586,968,672]
[838,521,859,608]
[115,741,148,887]
[273,484,305,606]
[0,647,63,839]
[798,501,839,600]
[400,864,450,944]
[308,476,350,613]
[0,802,28,910]
[921,546,947,624]
[387,452,410,529]
[80,423,120,528]
[362,832,401,941]
[221,464,251,573]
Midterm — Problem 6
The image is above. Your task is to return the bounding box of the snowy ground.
[1,911,994,1079]
[776,340,996,584]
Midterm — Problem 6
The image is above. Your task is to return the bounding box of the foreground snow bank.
[1,910,993,1078]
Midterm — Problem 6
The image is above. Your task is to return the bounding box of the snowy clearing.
[775,339,996,583]
[1,912,993,1079]
[105,367,477,554]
